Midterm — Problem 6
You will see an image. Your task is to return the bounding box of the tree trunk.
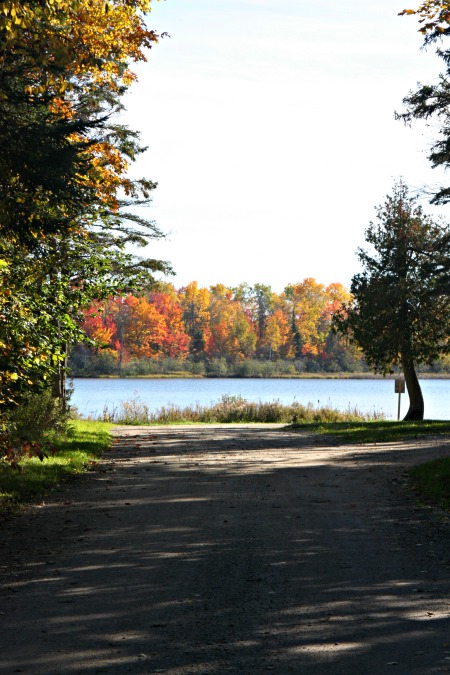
[51,345,69,413]
[401,355,424,420]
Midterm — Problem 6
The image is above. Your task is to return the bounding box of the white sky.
[123,0,448,292]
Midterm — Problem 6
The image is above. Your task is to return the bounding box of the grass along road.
[0,420,111,517]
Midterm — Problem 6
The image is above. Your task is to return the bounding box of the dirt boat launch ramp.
[1,424,450,674]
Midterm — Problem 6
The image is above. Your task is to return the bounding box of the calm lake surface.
[71,377,450,421]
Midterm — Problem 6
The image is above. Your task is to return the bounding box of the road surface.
[1,424,449,674]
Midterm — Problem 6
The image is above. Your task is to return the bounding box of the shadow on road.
[0,426,449,674]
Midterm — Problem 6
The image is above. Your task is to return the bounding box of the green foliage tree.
[251,284,274,357]
[0,219,170,417]
[333,182,450,420]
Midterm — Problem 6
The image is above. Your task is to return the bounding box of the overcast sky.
[123,0,448,292]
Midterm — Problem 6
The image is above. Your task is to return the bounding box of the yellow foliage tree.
[0,0,161,236]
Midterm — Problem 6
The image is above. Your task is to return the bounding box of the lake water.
[70,377,450,421]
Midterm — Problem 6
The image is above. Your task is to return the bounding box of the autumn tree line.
[71,279,369,376]
[73,268,450,380]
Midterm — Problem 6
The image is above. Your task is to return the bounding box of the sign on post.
[395,377,405,420]
[395,378,405,394]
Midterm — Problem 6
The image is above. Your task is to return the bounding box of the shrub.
[8,387,71,442]
[206,358,229,376]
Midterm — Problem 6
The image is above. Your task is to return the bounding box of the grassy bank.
[296,419,450,445]
[102,395,383,425]
[410,457,450,511]
[0,420,111,517]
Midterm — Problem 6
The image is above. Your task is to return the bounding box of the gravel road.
[0,424,450,675]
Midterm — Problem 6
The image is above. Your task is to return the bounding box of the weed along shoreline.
[1,423,450,674]
[99,397,384,426]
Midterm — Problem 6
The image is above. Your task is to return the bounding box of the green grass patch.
[409,457,450,511]
[294,419,450,444]
[0,420,111,517]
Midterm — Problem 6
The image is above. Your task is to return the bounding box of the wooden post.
[395,376,405,421]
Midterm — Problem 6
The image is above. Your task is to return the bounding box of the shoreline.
[70,372,450,380]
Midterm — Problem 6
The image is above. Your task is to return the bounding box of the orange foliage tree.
[116,296,167,359]
[148,292,190,358]
[81,302,117,348]
[206,285,256,361]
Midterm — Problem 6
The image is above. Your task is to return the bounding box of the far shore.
[70,372,450,380]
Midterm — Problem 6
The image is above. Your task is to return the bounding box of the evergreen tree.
[334,182,450,420]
